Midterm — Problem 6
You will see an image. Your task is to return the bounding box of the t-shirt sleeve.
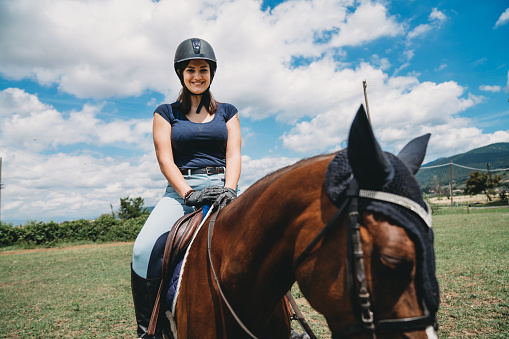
[154,104,174,124]
[223,103,238,122]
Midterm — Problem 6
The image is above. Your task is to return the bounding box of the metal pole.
[487,163,492,187]
[363,80,372,125]
[450,161,453,207]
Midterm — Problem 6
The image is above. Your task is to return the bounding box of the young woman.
[131,38,241,338]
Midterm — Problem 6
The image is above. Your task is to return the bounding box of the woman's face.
[183,59,211,95]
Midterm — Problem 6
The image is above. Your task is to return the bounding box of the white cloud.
[408,23,433,40]
[472,58,488,67]
[0,88,159,222]
[281,77,495,158]
[479,85,501,93]
[0,0,405,111]
[0,88,153,152]
[434,63,448,72]
[424,125,509,162]
[370,55,391,70]
[407,8,447,40]
[429,8,447,24]
[494,8,509,28]
[329,2,404,47]
[2,152,165,223]
[238,155,299,193]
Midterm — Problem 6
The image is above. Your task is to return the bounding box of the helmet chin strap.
[193,87,209,114]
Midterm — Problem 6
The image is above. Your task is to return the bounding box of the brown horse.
[168,106,439,338]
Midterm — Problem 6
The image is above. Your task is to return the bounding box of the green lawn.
[1,208,507,338]
[0,243,135,338]
[433,210,508,338]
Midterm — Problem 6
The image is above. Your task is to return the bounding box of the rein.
[207,199,318,339]
[207,200,260,339]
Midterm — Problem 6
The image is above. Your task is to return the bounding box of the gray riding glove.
[215,187,237,208]
[184,186,225,206]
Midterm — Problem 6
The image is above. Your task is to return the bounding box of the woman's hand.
[215,187,237,208]
[184,186,225,206]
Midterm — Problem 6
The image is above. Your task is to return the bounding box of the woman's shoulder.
[217,102,238,121]
[155,102,182,123]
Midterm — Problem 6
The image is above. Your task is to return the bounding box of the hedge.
[0,214,148,247]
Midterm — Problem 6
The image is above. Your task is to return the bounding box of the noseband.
[293,179,437,338]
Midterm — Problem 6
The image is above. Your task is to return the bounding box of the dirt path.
[0,241,134,256]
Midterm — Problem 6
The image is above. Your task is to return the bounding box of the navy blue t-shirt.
[155,102,238,169]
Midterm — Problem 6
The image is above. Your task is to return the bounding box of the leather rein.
[207,198,318,339]
[207,200,260,339]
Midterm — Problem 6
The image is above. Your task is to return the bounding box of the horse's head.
[295,106,439,338]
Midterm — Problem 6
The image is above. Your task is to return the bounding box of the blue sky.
[0,0,508,224]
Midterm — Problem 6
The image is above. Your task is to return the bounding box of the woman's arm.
[224,113,241,190]
[153,113,192,198]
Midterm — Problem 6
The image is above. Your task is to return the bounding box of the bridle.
[293,178,437,338]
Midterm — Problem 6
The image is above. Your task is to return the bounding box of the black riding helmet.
[174,38,217,86]
[174,38,217,113]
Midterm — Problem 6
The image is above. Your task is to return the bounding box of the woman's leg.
[130,174,213,338]
[132,195,192,279]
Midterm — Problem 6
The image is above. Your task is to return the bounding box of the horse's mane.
[241,153,336,197]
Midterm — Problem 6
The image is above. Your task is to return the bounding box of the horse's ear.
[348,105,394,189]
[397,133,431,175]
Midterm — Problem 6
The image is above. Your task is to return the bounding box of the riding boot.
[131,264,165,339]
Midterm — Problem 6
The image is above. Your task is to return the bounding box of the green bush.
[0,222,21,246]
[18,220,60,245]
[0,214,148,248]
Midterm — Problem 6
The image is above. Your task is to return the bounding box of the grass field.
[1,207,507,338]
[432,209,508,338]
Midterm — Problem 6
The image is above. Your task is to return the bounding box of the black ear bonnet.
[324,105,440,316]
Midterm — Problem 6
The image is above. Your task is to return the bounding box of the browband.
[358,189,432,228]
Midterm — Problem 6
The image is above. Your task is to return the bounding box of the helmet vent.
[191,39,201,54]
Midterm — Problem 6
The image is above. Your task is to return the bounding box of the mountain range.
[416,142,509,191]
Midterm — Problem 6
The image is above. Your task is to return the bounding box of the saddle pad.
[166,258,184,311]
[324,150,440,315]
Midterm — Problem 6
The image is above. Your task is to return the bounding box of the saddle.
[162,207,204,281]
[148,207,204,336]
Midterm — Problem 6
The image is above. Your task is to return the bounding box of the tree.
[117,196,150,220]
[465,172,501,201]
[433,175,443,195]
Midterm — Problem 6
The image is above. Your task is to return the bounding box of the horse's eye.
[379,254,411,271]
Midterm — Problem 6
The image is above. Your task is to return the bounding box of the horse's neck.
[213,155,335,300]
